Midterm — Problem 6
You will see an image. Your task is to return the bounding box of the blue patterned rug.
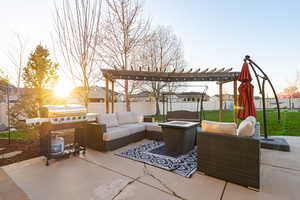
[115,141,197,177]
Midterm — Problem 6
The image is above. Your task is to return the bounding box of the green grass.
[153,110,300,136]
[0,130,34,140]
[0,129,74,140]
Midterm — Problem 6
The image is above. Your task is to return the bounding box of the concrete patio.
[1,136,300,200]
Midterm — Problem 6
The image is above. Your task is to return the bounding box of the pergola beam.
[105,78,109,113]
[101,69,240,82]
[219,82,224,121]
[111,80,115,113]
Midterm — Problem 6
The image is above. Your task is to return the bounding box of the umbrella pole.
[261,78,268,139]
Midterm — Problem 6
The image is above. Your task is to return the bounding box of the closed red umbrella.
[238,62,257,120]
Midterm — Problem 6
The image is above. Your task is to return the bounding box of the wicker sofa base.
[101,131,146,151]
[86,122,163,151]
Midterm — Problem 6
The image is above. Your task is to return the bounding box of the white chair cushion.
[119,123,145,134]
[244,116,256,136]
[97,113,119,128]
[238,118,256,137]
[103,127,131,141]
[202,120,237,136]
[117,112,136,124]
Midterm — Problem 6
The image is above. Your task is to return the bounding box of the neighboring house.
[129,91,210,103]
[0,80,17,103]
[174,92,210,102]
[129,91,154,102]
[0,81,17,130]
[69,86,123,104]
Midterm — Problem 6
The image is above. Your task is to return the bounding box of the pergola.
[101,67,241,122]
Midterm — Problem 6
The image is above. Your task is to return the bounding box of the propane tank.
[51,136,64,155]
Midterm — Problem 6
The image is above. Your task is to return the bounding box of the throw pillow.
[244,116,256,136]
[117,112,136,124]
[237,119,254,137]
[97,113,119,128]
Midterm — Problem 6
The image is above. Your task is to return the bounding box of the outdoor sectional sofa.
[86,112,163,151]
[197,118,261,191]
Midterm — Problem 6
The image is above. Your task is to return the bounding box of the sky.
[0,0,300,96]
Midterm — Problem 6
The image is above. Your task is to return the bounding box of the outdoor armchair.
[197,128,260,190]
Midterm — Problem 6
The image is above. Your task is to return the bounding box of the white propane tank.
[51,136,64,155]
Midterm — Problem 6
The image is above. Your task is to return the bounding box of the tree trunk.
[155,96,160,115]
[37,88,42,117]
[125,80,131,111]
[83,73,89,108]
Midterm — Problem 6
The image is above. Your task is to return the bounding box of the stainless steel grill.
[26,104,89,125]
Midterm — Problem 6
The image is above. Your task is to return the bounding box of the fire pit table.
[159,121,199,154]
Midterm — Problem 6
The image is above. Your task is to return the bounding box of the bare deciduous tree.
[54,0,102,106]
[97,0,150,111]
[7,33,28,88]
[138,26,186,115]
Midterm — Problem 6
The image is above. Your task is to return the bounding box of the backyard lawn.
[0,129,73,140]
[0,130,34,140]
[154,110,300,137]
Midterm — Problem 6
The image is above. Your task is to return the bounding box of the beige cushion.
[117,112,136,124]
[202,120,237,135]
[103,127,131,141]
[119,123,146,134]
[238,116,256,136]
[97,113,119,128]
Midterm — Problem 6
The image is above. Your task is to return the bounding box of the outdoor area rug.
[115,141,197,177]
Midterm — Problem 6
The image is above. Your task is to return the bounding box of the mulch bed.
[0,135,74,167]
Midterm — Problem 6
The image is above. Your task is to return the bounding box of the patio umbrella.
[237,62,257,120]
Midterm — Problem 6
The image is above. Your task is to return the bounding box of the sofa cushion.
[202,120,237,136]
[117,112,137,124]
[132,112,144,123]
[97,113,119,128]
[238,117,256,137]
[119,123,146,134]
[142,122,162,132]
[103,127,131,141]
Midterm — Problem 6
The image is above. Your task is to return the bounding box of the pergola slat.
[208,68,217,73]
[194,68,201,73]
[224,68,233,72]
[200,68,209,73]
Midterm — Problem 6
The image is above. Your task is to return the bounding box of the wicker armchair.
[197,131,260,191]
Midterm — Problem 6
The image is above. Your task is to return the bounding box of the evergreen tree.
[21,44,58,117]
[23,44,58,89]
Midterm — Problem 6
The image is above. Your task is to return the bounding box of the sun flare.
[54,79,73,98]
